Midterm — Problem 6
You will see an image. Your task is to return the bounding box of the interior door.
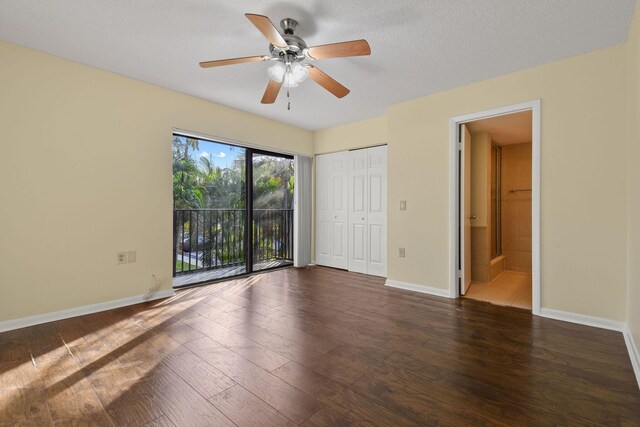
[461,124,472,294]
[315,154,332,267]
[348,149,368,274]
[366,146,387,277]
[331,152,349,269]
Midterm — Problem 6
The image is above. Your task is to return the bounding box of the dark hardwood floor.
[1,266,639,426]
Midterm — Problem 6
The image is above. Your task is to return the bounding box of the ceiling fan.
[199,14,371,106]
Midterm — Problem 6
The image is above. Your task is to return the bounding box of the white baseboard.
[385,279,451,298]
[539,308,625,331]
[0,289,176,333]
[623,326,640,390]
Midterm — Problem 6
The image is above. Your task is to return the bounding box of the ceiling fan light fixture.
[267,62,286,82]
[290,62,308,83]
[268,61,308,88]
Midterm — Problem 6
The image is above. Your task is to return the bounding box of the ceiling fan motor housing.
[269,18,307,60]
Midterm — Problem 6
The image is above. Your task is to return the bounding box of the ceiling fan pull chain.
[287,89,291,111]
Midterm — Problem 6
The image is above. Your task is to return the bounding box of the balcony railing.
[173,208,293,277]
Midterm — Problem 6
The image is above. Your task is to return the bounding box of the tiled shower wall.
[501,142,532,273]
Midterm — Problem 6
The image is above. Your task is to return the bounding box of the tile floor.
[465,271,532,309]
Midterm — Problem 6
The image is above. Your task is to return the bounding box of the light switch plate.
[400,200,407,210]
[399,248,406,257]
[127,250,137,263]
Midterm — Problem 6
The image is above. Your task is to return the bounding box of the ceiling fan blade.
[305,39,371,60]
[306,65,350,98]
[261,78,283,104]
[245,14,288,49]
[199,55,269,68]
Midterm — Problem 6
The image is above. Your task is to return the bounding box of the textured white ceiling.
[0,1,636,130]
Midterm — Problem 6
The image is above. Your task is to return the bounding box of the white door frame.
[449,100,541,315]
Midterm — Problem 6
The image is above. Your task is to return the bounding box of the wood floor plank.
[0,383,52,426]
[186,337,322,424]
[24,323,71,363]
[85,359,165,427]
[183,315,290,371]
[271,360,418,426]
[230,318,340,356]
[300,406,352,427]
[0,330,31,363]
[209,384,297,426]
[100,388,164,427]
[142,415,176,427]
[352,373,509,426]
[232,311,342,355]
[131,364,234,427]
[0,360,37,390]
[160,320,206,345]
[161,345,236,399]
[34,355,113,426]
[229,321,362,386]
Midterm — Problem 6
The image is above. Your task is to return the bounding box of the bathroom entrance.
[452,101,540,312]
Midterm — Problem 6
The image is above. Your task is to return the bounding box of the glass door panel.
[252,151,294,272]
[173,136,247,286]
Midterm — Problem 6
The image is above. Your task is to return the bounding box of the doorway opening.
[172,134,294,287]
[450,101,540,314]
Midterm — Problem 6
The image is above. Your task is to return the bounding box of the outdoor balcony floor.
[172,259,292,287]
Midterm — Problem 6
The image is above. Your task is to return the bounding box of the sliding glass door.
[251,151,294,272]
[172,135,293,287]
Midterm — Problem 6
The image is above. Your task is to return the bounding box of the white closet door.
[348,149,368,274]
[331,152,349,269]
[366,146,387,277]
[315,154,332,267]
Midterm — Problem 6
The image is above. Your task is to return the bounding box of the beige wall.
[0,40,313,323]
[384,45,627,321]
[501,143,532,273]
[314,116,387,154]
[627,4,640,355]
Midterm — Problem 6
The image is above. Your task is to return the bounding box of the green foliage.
[175,260,195,272]
[172,136,293,210]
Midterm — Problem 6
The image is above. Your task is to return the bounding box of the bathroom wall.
[470,131,491,281]
[501,142,533,273]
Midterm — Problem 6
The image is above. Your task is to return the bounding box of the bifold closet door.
[348,149,368,274]
[315,152,348,269]
[348,146,387,277]
[331,152,349,269]
[366,146,387,277]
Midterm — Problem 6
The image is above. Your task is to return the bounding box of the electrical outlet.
[400,200,407,211]
[399,248,405,258]
[116,252,127,265]
[127,250,137,263]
